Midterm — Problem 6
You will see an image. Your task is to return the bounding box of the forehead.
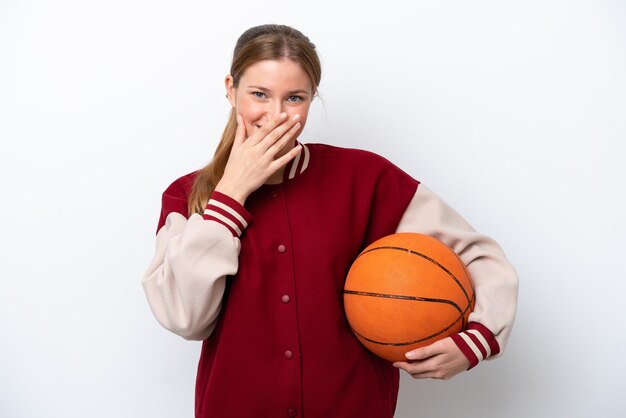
[239,59,312,92]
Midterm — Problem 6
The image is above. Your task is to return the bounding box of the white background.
[1,1,625,417]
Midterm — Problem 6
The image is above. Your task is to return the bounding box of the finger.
[410,371,441,380]
[270,144,302,169]
[408,367,456,381]
[266,121,302,156]
[233,114,246,146]
[256,114,301,152]
[393,360,432,375]
[405,342,441,361]
[394,359,446,379]
[248,112,289,146]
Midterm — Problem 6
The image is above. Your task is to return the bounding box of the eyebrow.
[246,85,311,96]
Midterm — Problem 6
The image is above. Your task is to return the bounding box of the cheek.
[295,104,311,128]
[296,117,308,134]
[236,97,265,124]
[240,111,265,137]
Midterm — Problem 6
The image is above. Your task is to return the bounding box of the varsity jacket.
[142,142,518,418]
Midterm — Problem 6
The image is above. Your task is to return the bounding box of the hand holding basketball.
[343,233,475,362]
[392,337,470,380]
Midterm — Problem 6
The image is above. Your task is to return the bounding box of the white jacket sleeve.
[142,191,251,341]
[395,184,518,366]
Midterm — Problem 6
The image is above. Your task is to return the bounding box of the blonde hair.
[187,24,322,215]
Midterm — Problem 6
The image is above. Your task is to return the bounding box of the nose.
[265,99,286,120]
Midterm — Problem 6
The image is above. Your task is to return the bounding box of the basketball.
[343,233,475,362]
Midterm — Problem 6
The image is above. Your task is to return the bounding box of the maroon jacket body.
[159,144,417,417]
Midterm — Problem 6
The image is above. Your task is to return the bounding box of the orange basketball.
[343,233,475,362]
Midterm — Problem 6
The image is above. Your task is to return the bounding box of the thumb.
[233,114,246,145]
[405,342,440,360]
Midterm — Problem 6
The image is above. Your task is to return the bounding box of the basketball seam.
[349,298,472,346]
[358,246,472,305]
[343,289,463,314]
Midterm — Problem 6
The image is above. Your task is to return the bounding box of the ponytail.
[187,109,238,215]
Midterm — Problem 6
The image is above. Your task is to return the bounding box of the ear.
[224,75,236,107]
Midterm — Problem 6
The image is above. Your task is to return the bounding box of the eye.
[287,95,303,103]
[252,91,266,99]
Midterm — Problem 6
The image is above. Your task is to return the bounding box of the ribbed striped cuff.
[203,191,252,237]
[450,322,501,370]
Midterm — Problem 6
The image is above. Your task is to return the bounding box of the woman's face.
[226,59,314,155]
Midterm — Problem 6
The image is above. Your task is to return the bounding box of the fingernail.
[294,122,301,129]
[292,114,301,121]
[279,112,287,119]
[406,352,416,360]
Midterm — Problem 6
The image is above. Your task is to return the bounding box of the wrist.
[450,322,500,370]
[214,182,249,206]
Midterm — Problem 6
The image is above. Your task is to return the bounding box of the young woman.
[142,24,518,418]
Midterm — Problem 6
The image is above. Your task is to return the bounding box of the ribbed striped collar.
[282,141,310,182]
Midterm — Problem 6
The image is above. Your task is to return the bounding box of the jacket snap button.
[277,244,287,253]
[288,408,298,417]
[284,350,293,359]
[281,294,290,303]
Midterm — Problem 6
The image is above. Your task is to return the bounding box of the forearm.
[395,185,519,366]
[142,192,251,340]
